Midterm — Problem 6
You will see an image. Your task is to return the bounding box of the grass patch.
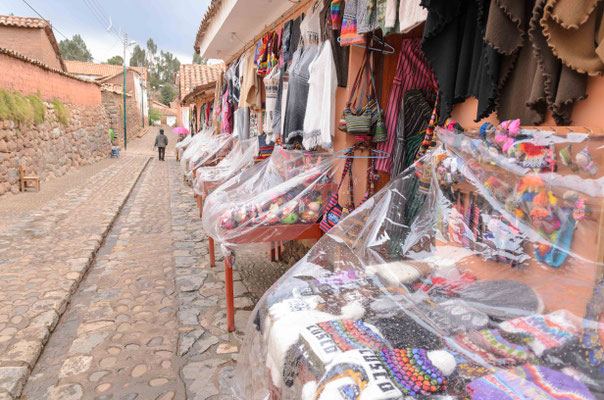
[0,89,46,125]
[52,98,69,125]
[27,93,46,124]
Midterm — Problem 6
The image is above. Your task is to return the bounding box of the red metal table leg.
[225,250,235,332]
[209,237,216,268]
[270,242,275,262]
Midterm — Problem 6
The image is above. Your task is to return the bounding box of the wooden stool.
[19,165,39,192]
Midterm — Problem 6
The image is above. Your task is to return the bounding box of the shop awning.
[194,0,300,61]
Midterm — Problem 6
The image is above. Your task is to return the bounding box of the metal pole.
[123,32,127,150]
[140,64,145,127]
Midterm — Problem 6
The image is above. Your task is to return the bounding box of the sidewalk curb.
[6,157,152,400]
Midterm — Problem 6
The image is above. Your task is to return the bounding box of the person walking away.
[154,129,168,161]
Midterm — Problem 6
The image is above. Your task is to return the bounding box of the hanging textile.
[212,70,224,133]
[390,89,436,178]
[396,0,427,33]
[487,0,587,125]
[541,0,604,76]
[225,57,242,105]
[375,38,437,174]
[341,0,365,45]
[320,0,349,87]
[263,65,281,143]
[420,0,500,122]
[239,49,262,111]
[233,107,250,140]
[300,1,322,47]
[303,41,338,150]
[357,0,378,34]
[283,46,320,141]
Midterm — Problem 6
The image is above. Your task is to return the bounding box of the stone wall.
[101,90,143,147]
[0,102,110,197]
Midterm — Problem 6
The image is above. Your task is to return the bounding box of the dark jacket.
[154,133,168,148]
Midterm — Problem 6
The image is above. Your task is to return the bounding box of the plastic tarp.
[175,134,194,158]
[202,148,338,249]
[193,137,260,197]
[186,133,233,180]
[180,128,215,173]
[232,123,604,399]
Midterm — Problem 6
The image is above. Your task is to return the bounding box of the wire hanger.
[337,34,395,54]
[334,143,390,159]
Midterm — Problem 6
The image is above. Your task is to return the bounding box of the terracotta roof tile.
[0,15,48,29]
[0,47,99,85]
[64,60,147,80]
[194,0,224,54]
[178,63,224,101]
[0,14,65,71]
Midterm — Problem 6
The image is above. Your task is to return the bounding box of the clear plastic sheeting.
[202,148,338,249]
[193,137,260,197]
[232,123,604,400]
[180,128,215,173]
[175,134,194,159]
[187,133,233,177]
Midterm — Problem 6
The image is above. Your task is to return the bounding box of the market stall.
[202,148,340,330]
[232,123,604,399]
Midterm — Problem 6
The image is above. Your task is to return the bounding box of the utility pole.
[140,64,145,127]
[122,30,136,150]
[122,31,127,150]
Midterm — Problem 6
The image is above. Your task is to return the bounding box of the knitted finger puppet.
[280,200,299,224]
[309,348,456,399]
[575,148,598,176]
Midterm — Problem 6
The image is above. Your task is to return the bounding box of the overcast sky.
[0,0,211,64]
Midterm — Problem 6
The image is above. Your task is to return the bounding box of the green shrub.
[149,107,162,125]
[0,89,46,125]
[52,98,69,125]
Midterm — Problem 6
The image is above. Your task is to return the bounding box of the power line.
[82,0,122,42]
[21,0,69,41]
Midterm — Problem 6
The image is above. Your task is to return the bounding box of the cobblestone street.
[0,128,259,400]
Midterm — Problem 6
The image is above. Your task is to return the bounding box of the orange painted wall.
[0,53,101,106]
[452,76,604,129]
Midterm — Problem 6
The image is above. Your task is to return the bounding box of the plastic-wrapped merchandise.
[202,148,338,249]
[232,122,604,400]
[180,128,215,173]
[193,137,260,197]
[187,133,233,177]
[175,134,194,159]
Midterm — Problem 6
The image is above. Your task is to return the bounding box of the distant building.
[65,61,149,130]
[0,15,66,71]
[175,63,224,132]
[151,99,177,127]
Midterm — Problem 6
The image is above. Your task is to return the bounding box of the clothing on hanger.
[375,38,437,174]
[421,0,500,122]
[487,0,587,125]
[283,45,319,141]
[303,40,338,150]
[320,0,349,87]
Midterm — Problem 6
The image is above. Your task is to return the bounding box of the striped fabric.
[320,151,354,233]
[375,38,437,174]
[330,0,344,29]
